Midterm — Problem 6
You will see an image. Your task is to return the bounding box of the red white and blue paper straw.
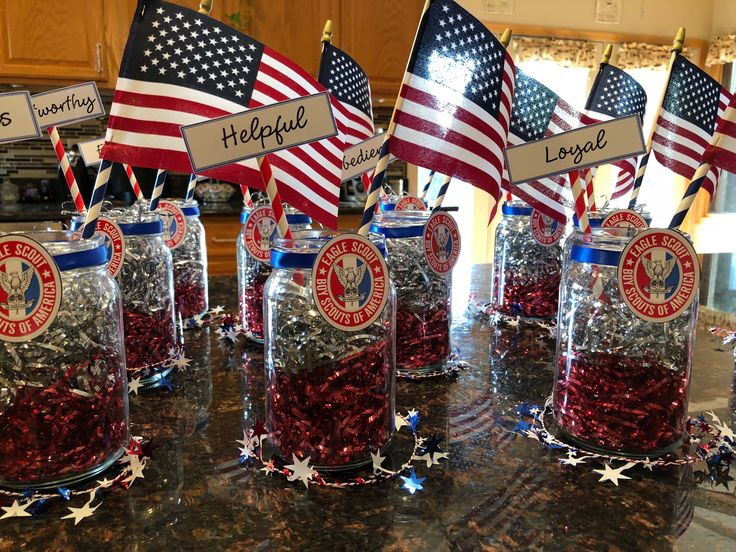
[48,126,86,213]
[123,163,144,201]
[359,138,391,235]
[432,174,452,211]
[258,157,292,239]
[240,184,254,208]
[185,173,198,202]
[82,159,113,239]
[149,169,167,211]
[421,170,435,199]
[584,169,596,212]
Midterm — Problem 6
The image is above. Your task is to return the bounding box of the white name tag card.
[31,82,105,129]
[181,92,338,173]
[0,91,42,144]
[504,115,645,185]
[341,133,397,181]
[77,137,106,166]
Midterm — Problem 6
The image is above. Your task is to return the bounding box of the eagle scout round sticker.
[423,211,460,276]
[0,235,62,342]
[617,229,699,323]
[602,209,649,229]
[243,206,277,262]
[311,233,389,332]
[96,216,125,278]
[530,209,565,246]
[158,200,187,250]
[396,196,426,211]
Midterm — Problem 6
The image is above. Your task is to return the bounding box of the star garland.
[235,410,447,490]
[181,305,227,330]
[467,295,557,336]
[511,397,736,486]
[128,348,192,394]
[0,437,149,523]
[397,352,470,380]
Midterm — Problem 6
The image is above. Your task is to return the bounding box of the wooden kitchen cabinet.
[201,215,240,276]
[337,0,425,101]
[0,0,108,82]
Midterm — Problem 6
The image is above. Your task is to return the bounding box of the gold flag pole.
[628,27,686,207]
[198,0,212,15]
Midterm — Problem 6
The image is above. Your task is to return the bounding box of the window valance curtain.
[706,35,736,66]
[510,36,598,69]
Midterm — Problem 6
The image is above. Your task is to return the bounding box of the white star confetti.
[593,462,635,486]
[284,454,316,488]
[61,499,100,525]
[0,500,33,520]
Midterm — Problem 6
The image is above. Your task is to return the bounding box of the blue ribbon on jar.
[369,222,424,239]
[570,244,621,266]
[501,204,533,216]
[52,244,108,271]
[181,205,200,217]
[240,210,312,226]
[69,218,163,236]
[271,240,387,269]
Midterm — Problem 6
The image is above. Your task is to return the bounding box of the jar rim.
[371,211,429,237]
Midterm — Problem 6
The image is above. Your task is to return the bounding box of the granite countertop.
[1,264,734,550]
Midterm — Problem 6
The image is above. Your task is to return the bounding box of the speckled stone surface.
[1,265,734,551]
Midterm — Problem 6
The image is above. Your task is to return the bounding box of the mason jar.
[167,199,209,321]
[0,231,129,488]
[552,228,698,457]
[264,230,396,469]
[491,201,564,320]
[371,211,450,374]
[236,206,311,343]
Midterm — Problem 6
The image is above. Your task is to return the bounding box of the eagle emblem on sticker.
[0,235,62,342]
[617,228,699,323]
[423,211,460,275]
[312,234,389,331]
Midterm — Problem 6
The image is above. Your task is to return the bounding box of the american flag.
[651,54,732,197]
[388,0,514,217]
[317,42,374,146]
[505,68,598,223]
[702,87,736,176]
[102,0,347,228]
[585,63,647,200]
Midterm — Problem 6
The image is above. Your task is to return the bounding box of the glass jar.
[168,199,208,320]
[264,230,396,469]
[237,207,312,343]
[552,228,698,457]
[0,231,129,488]
[104,208,179,387]
[371,211,450,374]
[491,201,563,320]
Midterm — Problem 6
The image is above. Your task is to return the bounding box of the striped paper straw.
[258,157,292,239]
[627,151,650,208]
[240,184,254,208]
[421,170,435,199]
[149,169,167,211]
[123,163,144,201]
[570,170,590,233]
[432,174,452,211]
[185,173,198,201]
[669,163,710,230]
[584,169,596,212]
[48,126,85,213]
[82,159,113,239]
[359,139,391,235]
